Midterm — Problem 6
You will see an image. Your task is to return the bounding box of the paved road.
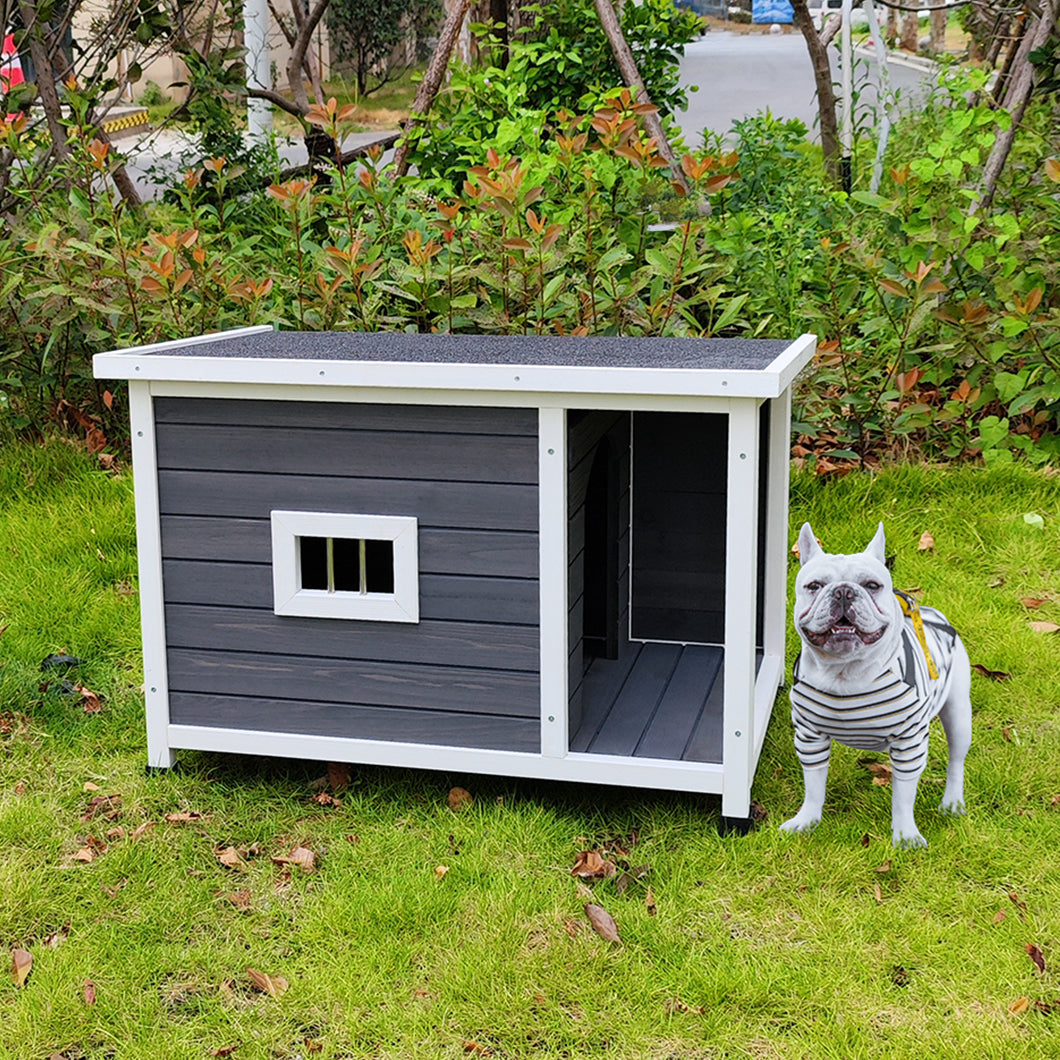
[674,29,938,148]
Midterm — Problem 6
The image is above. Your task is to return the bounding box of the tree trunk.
[929,0,946,53]
[885,4,898,44]
[971,0,1060,213]
[591,0,688,192]
[18,0,70,161]
[393,0,475,176]
[899,9,919,51]
[791,0,839,184]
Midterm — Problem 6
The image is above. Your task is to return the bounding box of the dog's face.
[794,522,900,661]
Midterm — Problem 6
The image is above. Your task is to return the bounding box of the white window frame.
[271,510,419,623]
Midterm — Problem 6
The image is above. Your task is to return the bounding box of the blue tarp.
[752,0,794,21]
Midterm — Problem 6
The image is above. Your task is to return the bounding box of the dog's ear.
[864,522,886,565]
[797,523,822,567]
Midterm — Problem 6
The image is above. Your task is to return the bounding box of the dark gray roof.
[147,331,792,372]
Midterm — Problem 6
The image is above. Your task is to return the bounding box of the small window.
[271,511,418,622]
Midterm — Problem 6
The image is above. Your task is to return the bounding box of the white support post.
[538,407,569,758]
[761,389,792,665]
[128,382,175,768]
[244,0,273,142]
[722,400,761,819]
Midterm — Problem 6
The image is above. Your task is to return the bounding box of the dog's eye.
[864,581,882,591]
[805,581,822,592]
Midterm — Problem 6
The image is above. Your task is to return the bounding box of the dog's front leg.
[780,763,829,834]
[890,770,927,848]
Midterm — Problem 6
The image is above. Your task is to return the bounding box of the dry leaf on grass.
[82,794,122,822]
[1010,997,1031,1015]
[570,850,617,879]
[918,531,935,551]
[130,821,155,841]
[271,846,315,872]
[164,811,210,824]
[83,980,97,1005]
[226,890,252,909]
[11,948,32,987]
[1021,597,1049,609]
[217,847,247,871]
[973,663,1012,681]
[462,1041,494,1056]
[209,1047,240,1058]
[874,883,883,903]
[83,781,100,792]
[861,760,892,786]
[71,846,97,863]
[246,967,288,998]
[43,925,69,949]
[585,903,620,943]
[1029,621,1060,634]
[993,910,1006,925]
[434,865,449,881]
[311,792,342,807]
[664,998,705,1015]
[1027,943,1047,974]
[448,786,473,811]
[646,887,657,917]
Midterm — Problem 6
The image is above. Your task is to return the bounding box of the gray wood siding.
[154,397,540,751]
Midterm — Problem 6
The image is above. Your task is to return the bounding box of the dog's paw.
[779,812,820,835]
[938,796,966,817]
[893,828,927,850]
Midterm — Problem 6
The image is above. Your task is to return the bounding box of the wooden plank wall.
[155,398,541,753]
[567,411,632,739]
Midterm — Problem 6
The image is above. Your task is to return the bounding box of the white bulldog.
[780,522,972,848]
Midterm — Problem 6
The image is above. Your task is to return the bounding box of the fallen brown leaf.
[311,792,342,807]
[646,887,657,917]
[434,865,449,881]
[993,910,1006,925]
[1010,892,1028,919]
[874,883,883,903]
[81,794,122,822]
[83,781,100,792]
[130,821,156,841]
[271,846,315,873]
[585,903,620,943]
[43,925,70,949]
[918,531,935,551]
[83,979,97,1005]
[71,847,96,863]
[570,850,617,879]
[664,998,705,1015]
[209,1047,240,1058]
[1010,996,1031,1015]
[74,685,103,713]
[448,786,473,811]
[563,918,580,938]
[105,827,125,841]
[875,860,892,873]
[1029,621,1060,634]
[225,889,252,909]
[462,1041,493,1056]
[972,663,1012,681]
[11,948,32,987]
[164,811,210,824]
[13,781,26,796]
[861,760,892,786]
[1027,943,1047,974]
[217,846,247,871]
[1021,597,1048,609]
[246,967,289,998]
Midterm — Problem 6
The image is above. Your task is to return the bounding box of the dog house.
[94,327,815,820]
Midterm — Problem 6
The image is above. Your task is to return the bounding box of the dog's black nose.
[833,585,855,602]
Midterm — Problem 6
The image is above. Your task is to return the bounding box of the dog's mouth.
[802,623,886,648]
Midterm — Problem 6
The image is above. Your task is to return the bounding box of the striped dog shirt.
[790,604,959,780]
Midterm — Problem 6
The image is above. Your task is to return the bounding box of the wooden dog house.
[95,327,815,819]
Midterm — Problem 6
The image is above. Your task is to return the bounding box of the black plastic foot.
[719,815,755,837]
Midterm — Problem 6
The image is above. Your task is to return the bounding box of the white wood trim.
[762,389,792,663]
[140,379,738,416]
[167,724,726,792]
[753,653,784,764]
[721,399,761,819]
[93,326,273,363]
[538,408,568,757]
[270,511,419,623]
[93,351,811,399]
[129,382,174,768]
[764,333,817,394]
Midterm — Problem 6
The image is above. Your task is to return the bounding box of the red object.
[2,31,25,122]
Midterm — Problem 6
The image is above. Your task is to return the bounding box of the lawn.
[2,438,1060,1060]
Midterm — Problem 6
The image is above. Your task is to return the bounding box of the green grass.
[2,438,1060,1059]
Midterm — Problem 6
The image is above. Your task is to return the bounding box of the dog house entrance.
[570,411,768,764]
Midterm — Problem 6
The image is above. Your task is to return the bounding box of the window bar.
[326,537,335,594]
[359,539,367,595]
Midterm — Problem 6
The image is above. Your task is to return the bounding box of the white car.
[809,0,870,26]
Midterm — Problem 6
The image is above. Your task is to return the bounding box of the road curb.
[855,43,939,74]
